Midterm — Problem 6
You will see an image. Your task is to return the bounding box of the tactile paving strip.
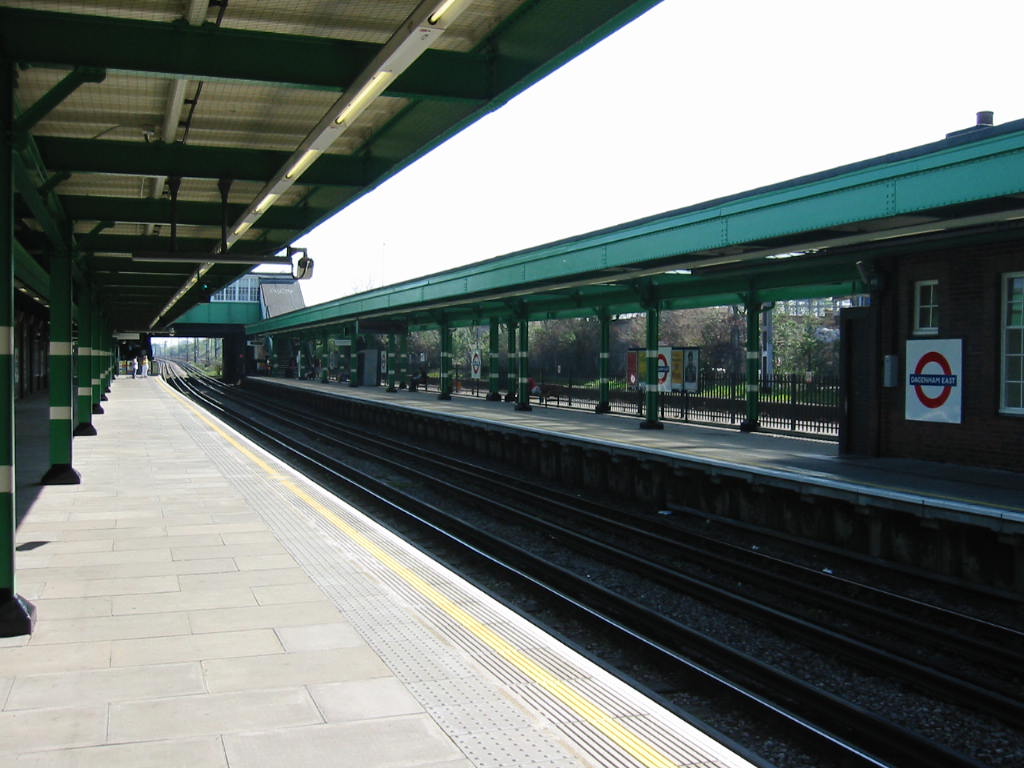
[170,388,754,768]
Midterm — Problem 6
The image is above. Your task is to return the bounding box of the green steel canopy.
[4,0,661,332]
[246,115,1024,335]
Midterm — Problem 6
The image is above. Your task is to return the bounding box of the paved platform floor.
[270,379,1024,522]
[2,377,755,768]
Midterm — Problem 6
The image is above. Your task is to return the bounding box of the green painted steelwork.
[13,239,48,300]
[641,308,661,429]
[42,249,78,483]
[0,9,491,100]
[34,137,377,188]
[59,196,330,233]
[12,66,106,139]
[247,122,1024,339]
[172,301,262,326]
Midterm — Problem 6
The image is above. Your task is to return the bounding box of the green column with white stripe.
[486,318,501,401]
[640,306,663,429]
[514,319,531,411]
[503,321,516,401]
[596,308,611,413]
[741,294,761,432]
[438,319,452,400]
[386,333,397,392]
[41,247,79,484]
[93,313,108,403]
[74,284,97,436]
[0,55,35,635]
[89,305,104,414]
[398,331,408,389]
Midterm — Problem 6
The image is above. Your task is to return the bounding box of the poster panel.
[681,346,700,393]
[905,339,962,423]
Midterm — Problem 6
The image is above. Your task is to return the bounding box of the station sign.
[627,347,700,392]
[905,339,962,423]
[470,349,482,378]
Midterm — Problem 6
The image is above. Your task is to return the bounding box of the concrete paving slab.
[202,646,390,693]
[310,677,426,722]
[0,642,111,677]
[5,662,204,710]
[27,597,112,620]
[186,600,344,634]
[222,716,465,768]
[176,567,310,592]
[0,705,108,752]
[12,736,228,767]
[110,629,283,667]
[41,575,180,599]
[111,588,256,616]
[29,612,191,645]
[251,583,327,605]
[274,622,367,652]
[108,688,322,742]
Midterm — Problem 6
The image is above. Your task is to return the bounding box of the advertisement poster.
[905,339,962,423]
[681,347,700,393]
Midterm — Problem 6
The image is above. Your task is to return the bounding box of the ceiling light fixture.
[285,149,321,180]
[335,71,394,127]
[153,0,475,330]
[429,0,460,24]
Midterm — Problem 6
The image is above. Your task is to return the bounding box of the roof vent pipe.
[976,110,994,127]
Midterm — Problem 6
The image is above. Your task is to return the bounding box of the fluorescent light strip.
[234,220,253,237]
[254,192,280,214]
[335,71,394,127]
[285,149,321,180]
[429,0,459,24]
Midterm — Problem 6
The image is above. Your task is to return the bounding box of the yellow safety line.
[166,383,688,768]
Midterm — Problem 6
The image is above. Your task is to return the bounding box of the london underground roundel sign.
[905,339,962,423]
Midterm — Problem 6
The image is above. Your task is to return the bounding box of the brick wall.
[876,238,1024,471]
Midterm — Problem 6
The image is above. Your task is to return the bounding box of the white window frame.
[1001,271,1024,415]
[913,279,939,335]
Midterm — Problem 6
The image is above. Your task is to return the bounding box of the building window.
[913,280,939,335]
[1002,272,1024,414]
[211,275,259,303]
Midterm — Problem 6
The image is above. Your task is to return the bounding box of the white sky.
[292,0,1023,306]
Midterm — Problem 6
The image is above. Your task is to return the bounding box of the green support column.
[438,320,452,400]
[41,248,79,484]
[386,333,397,392]
[596,309,611,413]
[503,321,516,401]
[514,319,531,411]
[398,332,408,389]
[741,296,761,432]
[0,56,36,636]
[640,306,663,430]
[317,331,325,382]
[74,286,97,436]
[486,318,501,401]
[89,305,103,414]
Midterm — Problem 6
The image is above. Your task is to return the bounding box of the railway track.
[163,364,1022,767]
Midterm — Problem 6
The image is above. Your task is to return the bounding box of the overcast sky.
[291,0,1023,306]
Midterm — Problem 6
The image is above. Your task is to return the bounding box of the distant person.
[528,376,542,402]
[138,353,149,378]
[131,356,138,379]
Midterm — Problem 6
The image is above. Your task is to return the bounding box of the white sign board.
[657,346,672,392]
[905,339,962,423]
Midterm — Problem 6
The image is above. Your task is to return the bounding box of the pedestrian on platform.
[131,356,138,379]
[139,352,150,378]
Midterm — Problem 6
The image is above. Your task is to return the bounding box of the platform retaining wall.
[245,379,1023,594]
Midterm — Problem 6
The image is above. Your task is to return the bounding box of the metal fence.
[449,371,841,438]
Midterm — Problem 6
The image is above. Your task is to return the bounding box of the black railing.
[447,371,840,438]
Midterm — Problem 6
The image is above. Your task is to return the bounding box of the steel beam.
[0,9,490,101]
[34,136,380,187]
